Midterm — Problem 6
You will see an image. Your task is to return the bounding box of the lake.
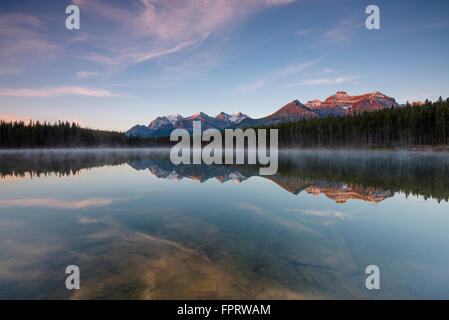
[0,149,448,299]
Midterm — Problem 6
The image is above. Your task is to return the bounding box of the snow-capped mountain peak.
[148,114,184,130]
[215,112,248,124]
[126,91,399,138]
[165,114,184,124]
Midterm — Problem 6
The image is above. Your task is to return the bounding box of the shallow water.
[0,149,448,299]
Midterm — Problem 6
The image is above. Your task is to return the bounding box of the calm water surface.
[0,149,448,299]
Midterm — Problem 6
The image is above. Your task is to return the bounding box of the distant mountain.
[235,100,318,128]
[215,112,248,126]
[235,91,398,129]
[126,91,399,137]
[305,91,398,117]
[126,125,154,138]
[125,112,246,138]
[126,111,249,138]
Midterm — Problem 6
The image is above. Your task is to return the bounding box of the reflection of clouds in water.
[144,188,167,193]
[233,202,323,238]
[233,202,265,215]
[0,197,133,209]
[78,217,100,224]
[284,208,352,220]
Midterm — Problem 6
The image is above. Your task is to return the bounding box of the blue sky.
[0,0,448,131]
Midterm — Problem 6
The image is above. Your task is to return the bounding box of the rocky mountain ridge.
[126,91,399,137]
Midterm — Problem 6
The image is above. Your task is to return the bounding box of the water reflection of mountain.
[128,159,251,184]
[127,159,393,204]
[0,150,447,202]
[268,177,393,204]
[304,182,393,204]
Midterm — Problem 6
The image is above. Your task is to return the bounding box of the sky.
[0,0,448,131]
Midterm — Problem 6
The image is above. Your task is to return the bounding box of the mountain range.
[126,91,399,138]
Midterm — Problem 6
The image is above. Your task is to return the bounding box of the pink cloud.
[0,86,130,98]
[0,13,58,57]
[0,67,21,75]
[72,0,297,66]
[0,0,298,77]
[133,0,294,40]
[76,71,102,79]
[75,0,295,41]
[132,40,199,63]
[322,17,360,44]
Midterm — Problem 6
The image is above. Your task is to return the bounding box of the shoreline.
[1,146,448,153]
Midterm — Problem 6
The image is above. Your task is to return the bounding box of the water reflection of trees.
[0,150,169,178]
[277,152,449,202]
[0,150,448,202]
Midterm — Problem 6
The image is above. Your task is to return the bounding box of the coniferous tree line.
[261,98,449,149]
[1,99,449,149]
[0,120,170,148]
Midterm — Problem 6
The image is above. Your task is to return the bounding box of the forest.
[1,98,448,149]
[262,98,449,149]
[0,120,169,148]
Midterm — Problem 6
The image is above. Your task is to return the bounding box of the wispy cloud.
[276,58,323,77]
[295,29,311,36]
[133,40,201,63]
[72,0,297,69]
[0,13,59,59]
[128,0,296,41]
[322,68,334,74]
[235,57,322,93]
[0,86,132,98]
[285,74,360,86]
[81,39,204,67]
[76,71,101,79]
[0,0,297,80]
[0,67,21,75]
[66,34,91,44]
[322,17,361,44]
[235,80,266,93]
